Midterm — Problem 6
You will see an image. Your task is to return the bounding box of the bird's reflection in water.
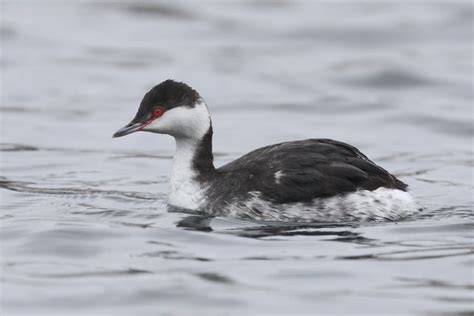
[176,214,374,244]
[176,215,213,232]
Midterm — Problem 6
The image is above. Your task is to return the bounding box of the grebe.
[113,80,418,222]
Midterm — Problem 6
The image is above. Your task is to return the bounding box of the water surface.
[1,1,473,315]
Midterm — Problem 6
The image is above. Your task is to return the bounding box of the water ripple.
[0,178,159,201]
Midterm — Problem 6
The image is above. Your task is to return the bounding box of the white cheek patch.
[144,100,211,139]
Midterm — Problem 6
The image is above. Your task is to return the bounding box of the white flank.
[224,187,420,222]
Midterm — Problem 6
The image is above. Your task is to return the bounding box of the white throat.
[166,101,212,210]
[168,138,207,210]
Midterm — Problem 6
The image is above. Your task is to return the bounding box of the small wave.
[195,272,235,284]
[0,142,174,159]
[104,2,196,20]
[136,249,212,262]
[0,143,39,152]
[395,276,474,290]
[388,114,474,137]
[0,178,159,201]
[338,69,438,89]
[31,268,151,279]
[337,245,473,261]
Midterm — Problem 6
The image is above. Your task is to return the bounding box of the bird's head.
[113,80,211,140]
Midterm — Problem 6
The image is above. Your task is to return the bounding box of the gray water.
[1,1,473,315]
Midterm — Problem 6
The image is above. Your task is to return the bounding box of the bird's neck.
[168,127,215,210]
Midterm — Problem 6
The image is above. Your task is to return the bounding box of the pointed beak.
[112,122,145,138]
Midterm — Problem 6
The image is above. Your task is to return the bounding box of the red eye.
[153,106,164,117]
